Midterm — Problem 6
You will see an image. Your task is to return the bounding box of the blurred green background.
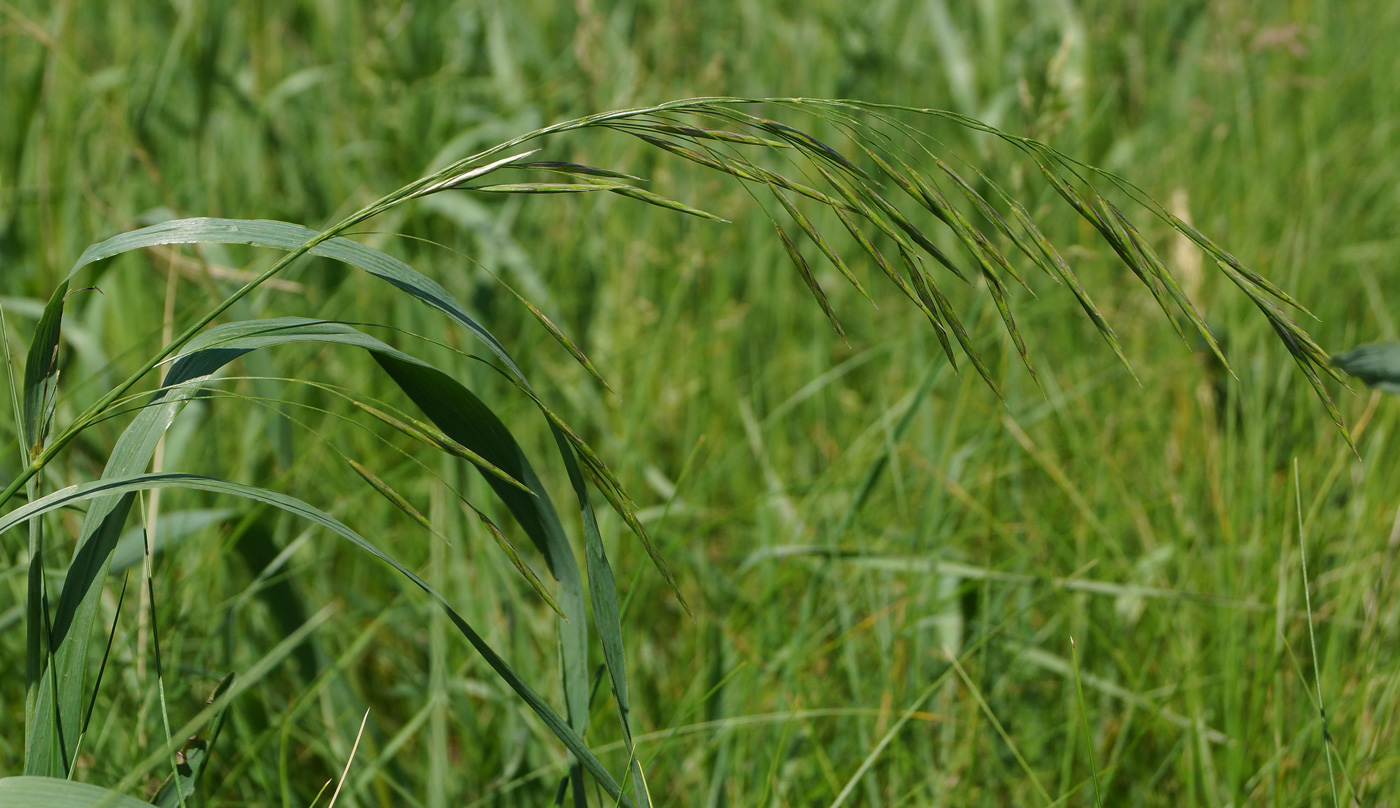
[3,0,1399,805]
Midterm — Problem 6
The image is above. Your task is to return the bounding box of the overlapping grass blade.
[0,474,634,808]
[23,316,597,783]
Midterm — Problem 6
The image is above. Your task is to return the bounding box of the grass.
[2,0,1399,806]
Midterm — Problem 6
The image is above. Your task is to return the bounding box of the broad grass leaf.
[0,776,153,808]
[63,218,597,749]
[98,220,636,779]
[24,317,596,788]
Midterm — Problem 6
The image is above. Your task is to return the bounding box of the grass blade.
[0,473,635,808]
[21,281,66,461]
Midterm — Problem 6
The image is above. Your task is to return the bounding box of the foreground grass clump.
[0,92,1352,808]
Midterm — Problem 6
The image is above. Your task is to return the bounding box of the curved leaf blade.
[0,473,633,808]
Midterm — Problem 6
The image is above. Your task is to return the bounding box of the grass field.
[3,1,1399,805]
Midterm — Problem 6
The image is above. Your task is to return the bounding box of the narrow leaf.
[150,672,236,808]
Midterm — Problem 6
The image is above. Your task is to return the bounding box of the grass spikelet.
[902,258,959,369]
[1107,202,1229,372]
[1006,201,1135,378]
[626,128,855,212]
[863,187,971,283]
[1091,195,1191,345]
[460,500,567,619]
[829,202,925,310]
[979,261,1040,389]
[576,455,690,617]
[609,186,729,222]
[515,161,645,181]
[756,118,872,180]
[491,277,618,397]
[347,459,443,541]
[1229,278,1354,450]
[647,123,788,147]
[775,223,847,342]
[899,157,1030,290]
[1165,212,1315,317]
[507,383,693,615]
[769,188,872,302]
[903,249,1003,396]
[623,130,758,178]
[933,157,1048,278]
[808,162,914,247]
[1032,152,1191,350]
[464,182,627,194]
[1028,150,1106,229]
[351,401,533,494]
[862,148,926,209]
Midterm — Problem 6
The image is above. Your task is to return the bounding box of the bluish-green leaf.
[1333,342,1400,394]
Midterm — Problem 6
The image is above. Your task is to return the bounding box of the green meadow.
[2,1,1398,805]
